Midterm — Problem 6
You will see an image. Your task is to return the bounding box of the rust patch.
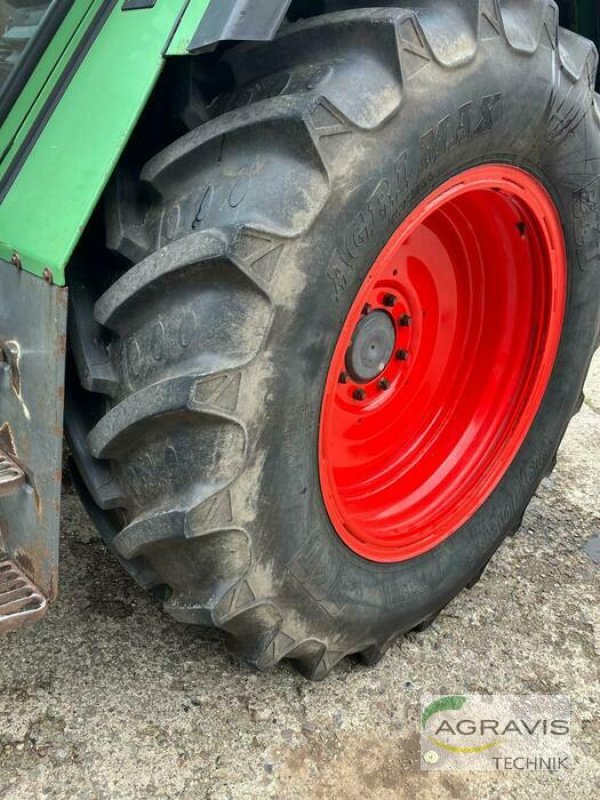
[0,449,25,498]
[0,422,18,459]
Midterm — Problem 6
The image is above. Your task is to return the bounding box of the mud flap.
[0,259,67,610]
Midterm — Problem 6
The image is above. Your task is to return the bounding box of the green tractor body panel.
[0,0,298,284]
[0,0,211,284]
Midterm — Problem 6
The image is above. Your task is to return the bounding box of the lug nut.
[399,314,412,327]
[396,350,409,361]
[353,388,367,401]
[382,294,397,307]
[339,371,349,384]
[378,378,391,391]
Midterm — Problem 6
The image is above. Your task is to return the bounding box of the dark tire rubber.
[67,1,600,679]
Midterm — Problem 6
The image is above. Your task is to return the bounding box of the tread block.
[87,376,208,458]
[559,28,599,86]
[224,9,406,130]
[189,373,242,415]
[157,529,252,610]
[163,600,214,627]
[220,603,282,659]
[217,578,257,621]
[114,509,187,559]
[69,283,120,396]
[231,228,286,289]
[188,488,235,535]
[105,166,152,263]
[410,3,479,68]
[66,382,128,512]
[288,638,327,677]
[479,0,503,41]
[294,641,345,681]
[359,643,388,667]
[412,611,440,633]
[399,14,433,78]
[308,100,354,166]
[542,2,559,51]
[254,628,298,670]
[88,395,246,514]
[67,424,127,511]
[498,0,549,54]
[141,98,329,240]
[95,233,273,398]
[95,231,230,330]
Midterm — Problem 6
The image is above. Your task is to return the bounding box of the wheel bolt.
[339,371,349,384]
[396,350,409,361]
[362,303,372,316]
[399,314,412,327]
[378,378,391,391]
[353,388,367,401]
[383,294,397,308]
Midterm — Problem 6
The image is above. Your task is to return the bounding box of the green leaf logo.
[422,696,502,755]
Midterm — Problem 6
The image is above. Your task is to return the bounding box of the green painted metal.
[0,0,210,285]
[166,0,211,56]
[0,1,97,173]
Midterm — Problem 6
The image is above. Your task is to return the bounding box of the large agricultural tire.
[67,1,600,679]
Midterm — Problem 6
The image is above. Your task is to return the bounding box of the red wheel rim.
[319,165,567,563]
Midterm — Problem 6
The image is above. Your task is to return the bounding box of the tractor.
[1,0,599,679]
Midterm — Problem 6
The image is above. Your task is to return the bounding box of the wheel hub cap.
[346,310,396,383]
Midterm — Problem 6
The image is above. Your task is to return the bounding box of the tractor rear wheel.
[67,2,600,678]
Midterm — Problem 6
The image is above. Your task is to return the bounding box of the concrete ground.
[1,357,599,800]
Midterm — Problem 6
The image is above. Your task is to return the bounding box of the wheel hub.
[346,310,396,383]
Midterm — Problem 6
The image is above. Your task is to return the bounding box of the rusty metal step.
[0,449,24,497]
[0,557,47,634]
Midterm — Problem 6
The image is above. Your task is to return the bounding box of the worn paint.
[0,263,67,598]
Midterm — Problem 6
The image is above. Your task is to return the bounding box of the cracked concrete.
[0,355,599,800]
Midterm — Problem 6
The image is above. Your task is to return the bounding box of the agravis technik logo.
[420,694,571,771]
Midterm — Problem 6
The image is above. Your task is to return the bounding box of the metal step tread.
[0,557,47,634]
[0,449,25,497]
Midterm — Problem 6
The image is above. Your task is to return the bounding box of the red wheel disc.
[319,165,567,563]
